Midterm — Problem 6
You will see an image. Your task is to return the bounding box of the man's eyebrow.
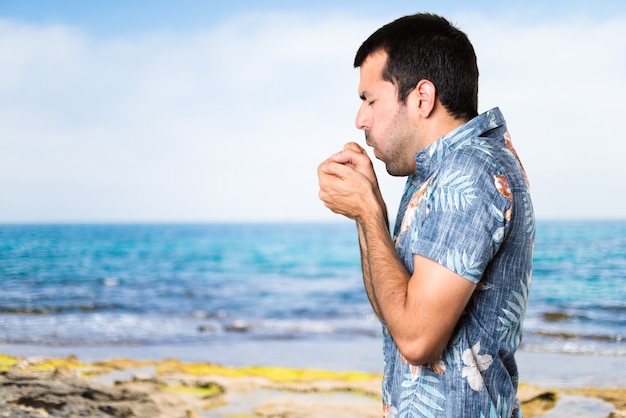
[359,91,369,101]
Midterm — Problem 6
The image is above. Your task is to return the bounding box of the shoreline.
[1,338,625,389]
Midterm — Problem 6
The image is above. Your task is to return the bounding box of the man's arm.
[360,218,476,365]
[318,143,476,365]
[356,218,383,320]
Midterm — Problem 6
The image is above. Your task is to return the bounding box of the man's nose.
[355,104,369,130]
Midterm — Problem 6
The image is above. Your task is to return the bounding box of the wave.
[0,312,381,345]
[528,330,624,343]
[0,303,134,315]
[522,329,626,356]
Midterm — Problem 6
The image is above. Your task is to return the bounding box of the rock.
[0,370,161,418]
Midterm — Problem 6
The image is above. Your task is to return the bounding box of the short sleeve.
[410,150,512,283]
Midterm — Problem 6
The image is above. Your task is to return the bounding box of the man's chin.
[384,164,411,177]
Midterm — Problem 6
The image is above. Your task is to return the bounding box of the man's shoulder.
[435,137,505,183]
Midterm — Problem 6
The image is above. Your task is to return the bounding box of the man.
[318,13,535,417]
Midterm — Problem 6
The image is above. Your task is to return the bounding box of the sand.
[1,352,626,418]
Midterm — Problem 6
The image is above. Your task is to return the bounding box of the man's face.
[355,51,417,177]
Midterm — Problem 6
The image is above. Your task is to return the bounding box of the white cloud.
[464,14,626,219]
[0,14,370,222]
[0,12,624,222]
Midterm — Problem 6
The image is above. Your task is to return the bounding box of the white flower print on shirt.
[461,342,493,391]
[408,364,422,381]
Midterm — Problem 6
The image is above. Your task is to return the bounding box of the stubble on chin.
[365,132,399,176]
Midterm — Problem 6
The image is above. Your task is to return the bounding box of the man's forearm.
[358,213,412,331]
[357,222,383,320]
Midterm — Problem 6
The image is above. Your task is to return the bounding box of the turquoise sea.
[0,220,625,369]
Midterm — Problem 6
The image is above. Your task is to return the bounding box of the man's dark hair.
[354,13,479,121]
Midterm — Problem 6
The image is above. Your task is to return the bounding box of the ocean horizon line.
[1,217,625,226]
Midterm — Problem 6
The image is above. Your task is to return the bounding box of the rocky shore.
[1,353,625,417]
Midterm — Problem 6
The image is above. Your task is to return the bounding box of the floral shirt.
[383,107,535,418]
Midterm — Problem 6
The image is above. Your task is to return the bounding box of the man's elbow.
[396,337,445,366]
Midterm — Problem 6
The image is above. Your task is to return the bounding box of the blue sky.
[1,1,625,222]
[3,0,626,29]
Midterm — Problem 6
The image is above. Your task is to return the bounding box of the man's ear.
[408,79,436,118]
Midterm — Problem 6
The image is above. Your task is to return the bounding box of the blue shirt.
[383,108,535,418]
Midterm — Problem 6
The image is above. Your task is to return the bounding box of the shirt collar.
[411,107,506,185]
